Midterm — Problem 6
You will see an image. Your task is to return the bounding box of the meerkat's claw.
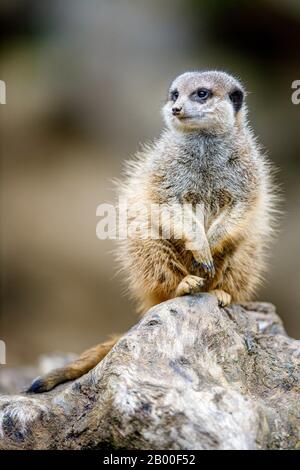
[175,275,205,297]
[192,258,215,279]
[202,261,215,279]
[209,289,231,307]
[191,258,201,270]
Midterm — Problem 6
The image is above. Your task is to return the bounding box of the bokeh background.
[1,0,300,365]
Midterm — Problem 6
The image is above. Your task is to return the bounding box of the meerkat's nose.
[172,106,183,116]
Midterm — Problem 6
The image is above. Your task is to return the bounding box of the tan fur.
[27,71,277,393]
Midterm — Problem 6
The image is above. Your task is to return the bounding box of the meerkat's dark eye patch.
[229,88,244,113]
[170,89,179,102]
[190,88,212,103]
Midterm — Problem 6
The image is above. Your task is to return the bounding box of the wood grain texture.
[0,294,299,450]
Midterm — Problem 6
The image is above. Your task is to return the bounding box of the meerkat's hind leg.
[26,336,120,393]
[209,289,231,307]
[175,275,205,297]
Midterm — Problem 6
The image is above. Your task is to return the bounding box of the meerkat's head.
[162,70,246,134]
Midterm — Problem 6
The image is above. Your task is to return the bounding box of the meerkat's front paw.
[191,248,215,279]
[175,275,205,297]
[209,289,231,307]
[185,239,215,279]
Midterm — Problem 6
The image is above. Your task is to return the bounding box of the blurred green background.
[1,0,300,365]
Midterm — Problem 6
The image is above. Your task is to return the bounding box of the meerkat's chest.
[153,141,257,210]
[175,159,248,207]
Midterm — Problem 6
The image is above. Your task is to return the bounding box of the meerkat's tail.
[26,335,120,393]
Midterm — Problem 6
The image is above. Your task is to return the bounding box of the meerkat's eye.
[170,89,179,102]
[190,88,212,103]
[195,88,211,101]
[197,89,209,99]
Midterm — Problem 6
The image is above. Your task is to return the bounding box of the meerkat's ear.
[229,88,244,113]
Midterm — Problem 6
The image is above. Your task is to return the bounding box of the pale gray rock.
[0,294,299,450]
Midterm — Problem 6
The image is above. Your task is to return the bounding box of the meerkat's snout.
[172,105,183,116]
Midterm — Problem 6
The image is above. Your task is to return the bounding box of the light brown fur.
[27,71,277,393]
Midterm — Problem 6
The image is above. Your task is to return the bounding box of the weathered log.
[0,294,299,450]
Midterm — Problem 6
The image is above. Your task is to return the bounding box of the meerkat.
[28,70,276,393]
